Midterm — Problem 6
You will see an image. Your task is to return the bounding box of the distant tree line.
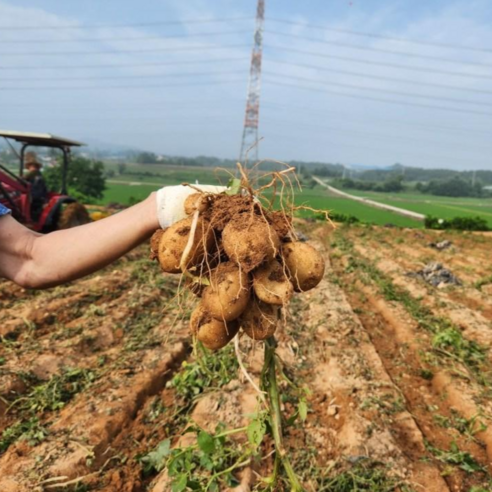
[333,175,404,193]
[425,215,490,231]
[329,174,490,198]
[354,164,492,186]
[416,177,488,198]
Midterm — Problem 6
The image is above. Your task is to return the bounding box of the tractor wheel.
[57,202,91,230]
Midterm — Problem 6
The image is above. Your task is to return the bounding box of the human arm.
[0,193,159,289]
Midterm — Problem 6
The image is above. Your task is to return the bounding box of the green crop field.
[292,188,422,227]
[103,162,233,186]
[98,163,423,227]
[97,164,234,205]
[331,187,492,227]
[99,164,492,228]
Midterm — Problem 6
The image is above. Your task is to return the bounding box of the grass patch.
[0,417,47,453]
[11,367,96,414]
[360,394,405,415]
[123,310,164,352]
[474,275,492,291]
[428,441,485,474]
[169,343,239,402]
[432,410,487,440]
[1,368,95,454]
[314,460,410,492]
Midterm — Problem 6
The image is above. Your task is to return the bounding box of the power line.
[0,29,251,44]
[268,18,492,54]
[263,76,492,116]
[3,114,240,123]
[0,43,250,56]
[260,115,492,152]
[2,45,491,82]
[0,78,245,91]
[0,57,245,71]
[2,97,488,140]
[261,101,491,137]
[1,57,489,97]
[265,45,492,80]
[266,30,492,68]
[263,71,492,108]
[261,130,487,167]
[265,58,492,95]
[0,98,244,109]
[0,16,253,31]
[0,69,246,83]
[7,65,487,108]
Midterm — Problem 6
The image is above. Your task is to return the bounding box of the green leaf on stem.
[197,430,216,455]
[247,418,266,449]
[298,399,308,422]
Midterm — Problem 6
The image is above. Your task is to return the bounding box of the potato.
[157,217,214,273]
[149,229,165,260]
[222,214,280,272]
[240,298,279,340]
[190,304,239,350]
[282,242,325,292]
[253,259,293,305]
[184,193,211,215]
[202,262,250,321]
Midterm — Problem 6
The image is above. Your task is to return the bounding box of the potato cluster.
[150,192,325,350]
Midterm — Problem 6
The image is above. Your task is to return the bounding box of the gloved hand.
[156,184,226,228]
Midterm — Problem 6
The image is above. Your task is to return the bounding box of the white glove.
[156,184,226,228]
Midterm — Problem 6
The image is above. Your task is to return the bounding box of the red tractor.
[0,130,90,232]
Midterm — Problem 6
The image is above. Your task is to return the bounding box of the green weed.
[314,460,408,492]
[141,426,248,491]
[432,328,487,372]
[360,394,405,415]
[12,367,95,414]
[428,441,485,474]
[123,310,163,352]
[474,275,492,291]
[169,344,239,402]
[433,411,487,440]
[0,417,47,453]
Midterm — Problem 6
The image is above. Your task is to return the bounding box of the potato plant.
[149,166,327,489]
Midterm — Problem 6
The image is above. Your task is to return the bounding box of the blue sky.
[1,0,492,170]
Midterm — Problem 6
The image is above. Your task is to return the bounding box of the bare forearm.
[20,194,159,288]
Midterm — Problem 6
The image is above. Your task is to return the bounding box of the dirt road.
[313,177,426,221]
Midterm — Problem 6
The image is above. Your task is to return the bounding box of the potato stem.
[263,337,304,491]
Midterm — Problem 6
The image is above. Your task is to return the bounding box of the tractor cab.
[0,130,90,232]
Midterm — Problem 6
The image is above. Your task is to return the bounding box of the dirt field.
[1,223,492,492]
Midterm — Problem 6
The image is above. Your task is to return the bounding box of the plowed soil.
[1,223,491,492]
